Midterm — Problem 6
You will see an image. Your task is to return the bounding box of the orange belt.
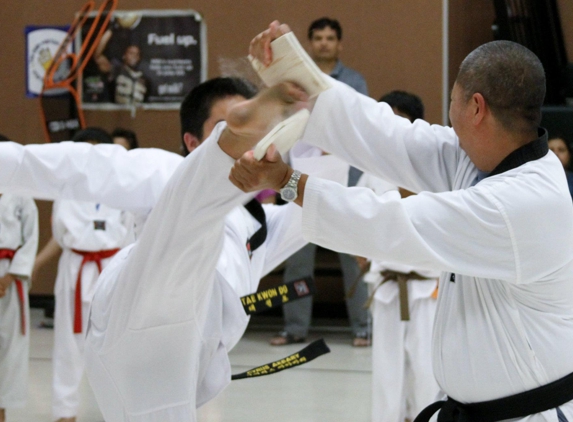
[0,248,26,335]
[71,248,119,334]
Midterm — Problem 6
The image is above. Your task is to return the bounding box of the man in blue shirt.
[270,17,371,347]
[307,17,368,97]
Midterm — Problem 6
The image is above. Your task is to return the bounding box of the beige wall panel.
[0,0,456,294]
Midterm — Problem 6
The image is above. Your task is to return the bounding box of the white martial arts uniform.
[84,126,341,421]
[0,127,348,421]
[366,259,439,422]
[0,195,39,409]
[298,77,573,421]
[358,174,441,422]
[51,199,132,418]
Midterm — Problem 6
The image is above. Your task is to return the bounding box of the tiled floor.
[7,309,372,422]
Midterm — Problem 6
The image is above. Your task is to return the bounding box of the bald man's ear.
[472,93,487,126]
[183,132,201,153]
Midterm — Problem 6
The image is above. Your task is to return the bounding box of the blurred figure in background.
[34,127,133,422]
[111,128,139,150]
[0,133,39,422]
[359,92,441,422]
[548,135,573,198]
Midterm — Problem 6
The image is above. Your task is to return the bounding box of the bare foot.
[219,82,308,159]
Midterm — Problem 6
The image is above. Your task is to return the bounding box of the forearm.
[0,141,181,214]
[303,77,460,193]
[34,237,62,271]
[301,176,518,281]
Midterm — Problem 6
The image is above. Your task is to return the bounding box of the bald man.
[231,25,573,421]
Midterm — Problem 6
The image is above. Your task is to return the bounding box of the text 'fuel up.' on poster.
[80,10,206,110]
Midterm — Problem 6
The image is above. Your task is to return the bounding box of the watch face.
[281,187,297,201]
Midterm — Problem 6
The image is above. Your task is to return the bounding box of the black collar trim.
[487,128,548,178]
[244,199,267,257]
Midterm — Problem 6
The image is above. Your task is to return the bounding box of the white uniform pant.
[53,249,112,418]
[0,278,29,409]
[372,290,439,422]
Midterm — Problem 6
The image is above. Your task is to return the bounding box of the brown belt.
[367,270,436,321]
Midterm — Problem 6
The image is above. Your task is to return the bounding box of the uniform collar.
[486,128,548,179]
[330,60,344,78]
[244,199,267,257]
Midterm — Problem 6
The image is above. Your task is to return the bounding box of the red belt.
[0,248,26,335]
[71,248,119,334]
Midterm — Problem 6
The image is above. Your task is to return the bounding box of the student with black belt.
[232,24,573,421]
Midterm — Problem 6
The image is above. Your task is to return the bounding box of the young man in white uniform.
[230,25,573,421]
[0,80,345,421]
[0,194,38,422]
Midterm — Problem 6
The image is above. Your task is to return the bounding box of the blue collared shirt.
[330,60,368,96]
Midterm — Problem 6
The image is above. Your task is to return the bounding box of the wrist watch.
[280,170,302,202]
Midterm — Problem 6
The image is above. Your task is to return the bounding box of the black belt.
[414,371,573,422]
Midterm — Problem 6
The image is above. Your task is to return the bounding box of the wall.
[449,0,573,98]
[558,0,573,59]
[448,0,495,95]
[1,0,446,294]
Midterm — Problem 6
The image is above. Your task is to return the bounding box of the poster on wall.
[79,9,206,110]
[25,26,70,98]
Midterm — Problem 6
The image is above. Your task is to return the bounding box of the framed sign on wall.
[79,9,206,110]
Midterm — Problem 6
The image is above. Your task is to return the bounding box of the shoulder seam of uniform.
[483,189,520,283]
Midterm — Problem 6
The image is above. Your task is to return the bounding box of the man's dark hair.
[456,40,546,133]
[179,77,258,156]
[111,128,139,149]
[72,127,113,144]
[0,133,10,142]
[308,17,342,40]
[379,91,424,122]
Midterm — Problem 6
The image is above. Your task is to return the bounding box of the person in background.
[358,91,441,422]
[270,17,371,347]
[379,90,424,122]
[112,128,139,150]
[0,133,39,422]
[548,135,573,198]
[34,127,132,422]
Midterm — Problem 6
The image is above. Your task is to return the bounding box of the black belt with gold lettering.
[231,339,330,380]
[414,370,573,422]
[240,276,315,315]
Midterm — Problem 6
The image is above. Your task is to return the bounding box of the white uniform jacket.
[52,200,133,251]
[0,194,38,408]
[356,175,439,302]
[0,195,38,279]
[299,78,573,419]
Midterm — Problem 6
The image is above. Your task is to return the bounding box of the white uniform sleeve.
[0,142,182,214]
[260,203,305,276]
[303,77,461,193]
[9,197,39,279]
[107,123,255,332]
[302,176,518,281]
[51,200,65,247]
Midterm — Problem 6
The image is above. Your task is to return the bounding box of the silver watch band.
[285,170,302,189]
